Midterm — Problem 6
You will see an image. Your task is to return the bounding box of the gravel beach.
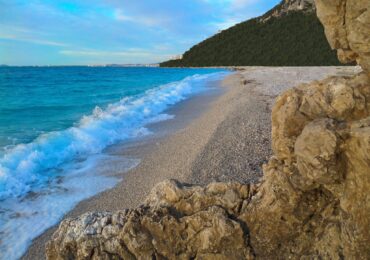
[22,66,359,259]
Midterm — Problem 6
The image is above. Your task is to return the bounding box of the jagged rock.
[46,0,370,259]
[239,75,370,258]
[316,0,370,74]
[144,181,258,216]
[278,0,315,13]
[272,73,370,163]
[260,0,316,22]
[46,181,255,260]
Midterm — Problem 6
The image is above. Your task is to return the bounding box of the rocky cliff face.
[260,0,315,21]
[316,0,370,74]
[46,0,370,259]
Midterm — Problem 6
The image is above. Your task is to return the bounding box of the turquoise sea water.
[0,66,228,259]
[0,67,225,149]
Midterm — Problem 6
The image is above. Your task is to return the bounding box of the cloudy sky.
[0,0,280,65]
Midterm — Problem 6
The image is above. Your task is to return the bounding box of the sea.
[0,66,229,259]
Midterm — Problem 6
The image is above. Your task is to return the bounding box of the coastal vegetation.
[160,11,342,67]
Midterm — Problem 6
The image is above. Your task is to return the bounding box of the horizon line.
[0,63,161,67]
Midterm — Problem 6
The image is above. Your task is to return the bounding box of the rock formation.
[316,0,370,73]
[261,0,316,22]
[46,181,257,259]
[46,0,370,259]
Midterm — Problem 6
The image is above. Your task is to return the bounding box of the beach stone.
[46,0,370,259]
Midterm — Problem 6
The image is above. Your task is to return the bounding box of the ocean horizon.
[0,66,229,259]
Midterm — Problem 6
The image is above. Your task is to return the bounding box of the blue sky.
[0,0,280,65]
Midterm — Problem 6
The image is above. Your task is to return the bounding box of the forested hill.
[160,0,342,67]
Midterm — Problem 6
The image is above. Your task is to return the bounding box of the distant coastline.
[0,64,160,68]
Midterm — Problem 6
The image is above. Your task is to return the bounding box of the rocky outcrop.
[260,0,315,22]
[46,181,257,259]
[316,0,370,74]
[245,73,370,258]
[282,0,315,11]
[46,0,370,259]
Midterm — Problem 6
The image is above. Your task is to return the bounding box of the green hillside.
[160,11,341,67]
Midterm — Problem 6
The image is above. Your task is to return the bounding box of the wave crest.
[0,72,227,200]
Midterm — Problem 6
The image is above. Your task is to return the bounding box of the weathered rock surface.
[46,181,257,260]
[46,0,370,259]
[277,0,315,14]
[316,0,370,74]
[245,77,370,258]
[260,0,316,22]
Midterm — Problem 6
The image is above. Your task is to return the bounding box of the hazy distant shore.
[22,66,359,259]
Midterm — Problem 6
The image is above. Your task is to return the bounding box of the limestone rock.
[271,73,370,163]
[294,119,343,186]
[315,0,370,74]
[46,181,255,260]
[260,0,315,22]
[281,0,315,12]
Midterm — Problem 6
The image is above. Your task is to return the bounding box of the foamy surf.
[0,71,229,259]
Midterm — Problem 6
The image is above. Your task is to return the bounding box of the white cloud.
[0,33,67,47]
[60,50,150,57]
[60,49,174,58]
[0,25,68,47]
[114,9,133,22]
[0,0,279,65]
[113,8,168,27]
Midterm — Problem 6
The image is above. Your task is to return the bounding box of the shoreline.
[21,74,229,260]
[22,66,359,259]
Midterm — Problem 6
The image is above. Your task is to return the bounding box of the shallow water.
[0,66,229,259]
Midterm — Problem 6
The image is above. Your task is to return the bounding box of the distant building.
[170,54,183,60]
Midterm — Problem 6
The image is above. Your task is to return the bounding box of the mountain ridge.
[260,0,315,21]
[160,0,343,67]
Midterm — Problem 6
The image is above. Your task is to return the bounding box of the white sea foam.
[0,154,139,260]
[0,71,228,259]
[0,72,226,200]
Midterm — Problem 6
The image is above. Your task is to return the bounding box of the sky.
[0,0,280,65]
